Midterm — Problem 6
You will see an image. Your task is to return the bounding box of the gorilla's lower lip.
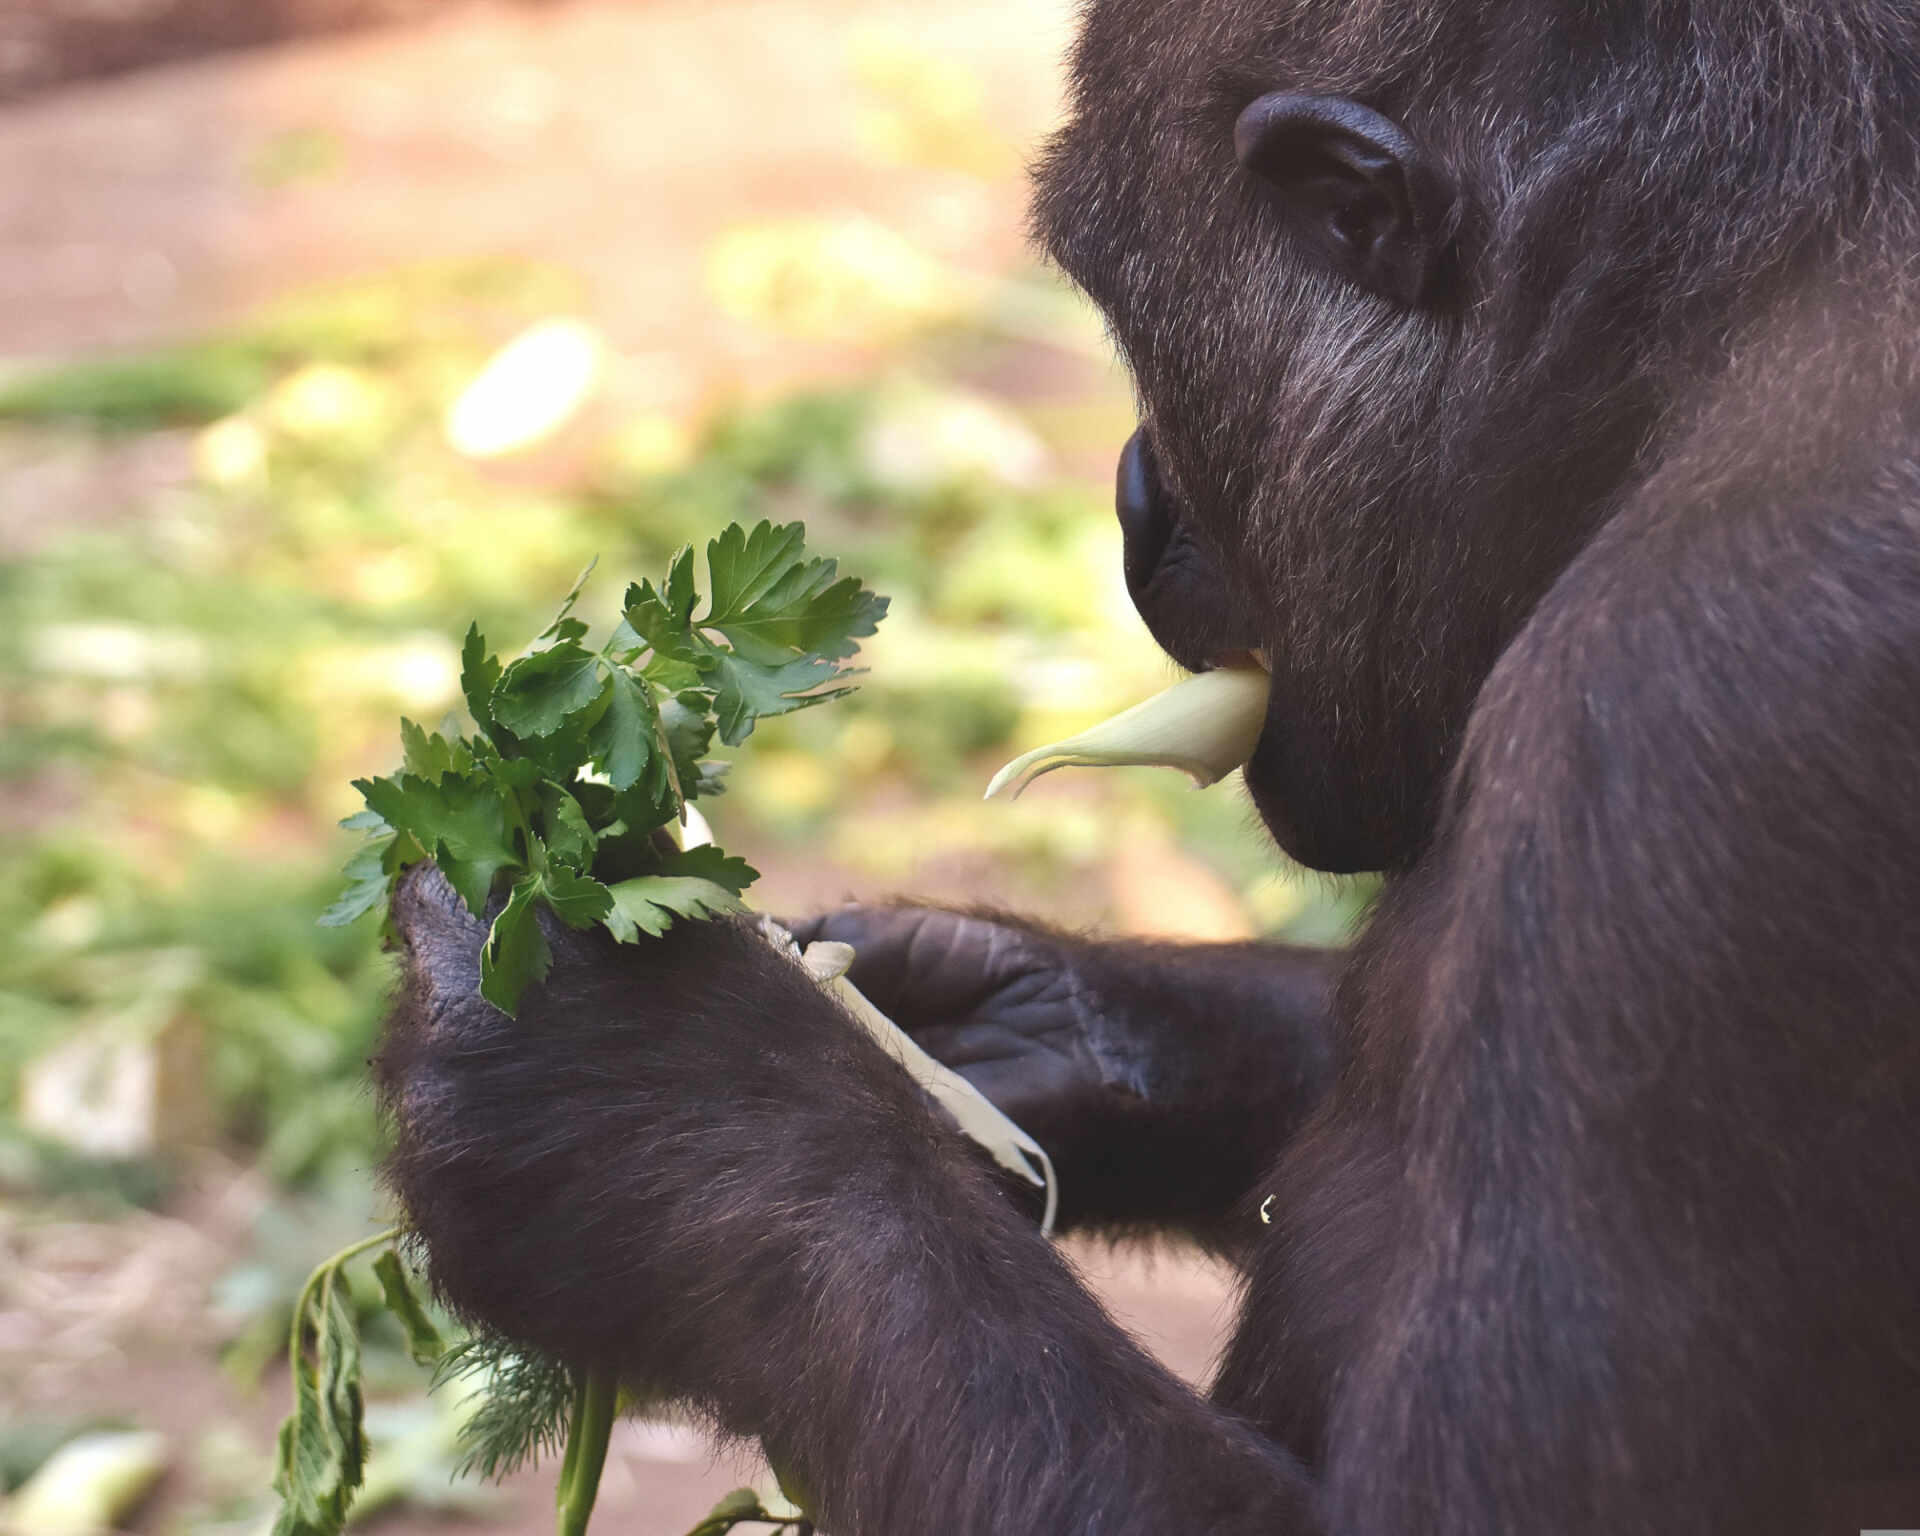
[1207,648,1269,673]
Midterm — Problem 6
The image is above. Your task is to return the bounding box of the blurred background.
[0,2,1372,1531]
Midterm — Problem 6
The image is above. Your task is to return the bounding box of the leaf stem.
[555,1367,618,1536]
[286,1226,405,1377]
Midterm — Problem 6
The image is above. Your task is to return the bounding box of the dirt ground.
[1,5,1246,1534]
[5,1160,1239,1536]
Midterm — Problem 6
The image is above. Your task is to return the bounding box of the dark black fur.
[379,2,1920,1531]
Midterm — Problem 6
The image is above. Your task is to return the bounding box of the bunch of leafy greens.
[322,519,888,1015]
[272,524,883,1536]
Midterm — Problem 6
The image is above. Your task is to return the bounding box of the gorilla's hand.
[785,905,1340,1242]
[782,906,1114,1166]
[376,865,970,1400]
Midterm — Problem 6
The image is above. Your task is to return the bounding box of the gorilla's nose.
[1116,429,1174,597]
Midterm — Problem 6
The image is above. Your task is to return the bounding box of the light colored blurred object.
[192,415,269,488]
[860,383,1051,490]
[267,362,393,448]
[296,634,462,717]
[444,317,605,459]
[19,1013,209,1163]
[2,1429,168,1535]
[706,217,972,343]
[1108,817,1255,943]
[847,23,1015,178]
[26,623,205,683]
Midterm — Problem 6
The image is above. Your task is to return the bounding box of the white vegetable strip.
[6,1431,169,1536]
[760,920,1059,1237]
[984,664,1271,800]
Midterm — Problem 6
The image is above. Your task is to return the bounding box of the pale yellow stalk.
[984,664,1270,800]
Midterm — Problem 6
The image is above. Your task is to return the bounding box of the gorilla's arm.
[785,906,1338,1243]
[1217,479,1920,1532]
[381,869,1316,1536]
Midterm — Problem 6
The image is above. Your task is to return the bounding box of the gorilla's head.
[1033,0,1889,872]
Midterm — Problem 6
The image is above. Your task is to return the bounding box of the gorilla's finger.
[776,906,970,1010]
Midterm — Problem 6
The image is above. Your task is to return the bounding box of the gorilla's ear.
[1234,92,1452,308]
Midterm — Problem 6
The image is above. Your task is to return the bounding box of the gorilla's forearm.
[743,1111,1316,1536]
[1049,934,1340,1242]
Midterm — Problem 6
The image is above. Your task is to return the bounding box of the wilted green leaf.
[371,1251,444,1368]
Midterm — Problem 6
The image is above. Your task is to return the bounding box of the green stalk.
[555,1367,618,1536]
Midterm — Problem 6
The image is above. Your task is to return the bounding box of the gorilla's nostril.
[1116,429,1174,594]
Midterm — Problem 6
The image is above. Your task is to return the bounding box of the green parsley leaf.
[707,650,851,746]
[543,866,614,929]
[399,719,471,780]
[537,782,599,869]
[656,844,759,896]
[355,772,520,918]
[702,518,887,662]
[317,835,394,928]
[491,640,608,739]
[588,667,658,792]
[619,546,702,660]
[480,874,552,1015]
[460,624,501,738]
[602,875,745,942]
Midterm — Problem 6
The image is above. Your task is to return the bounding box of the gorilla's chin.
[1116,431,1390,875]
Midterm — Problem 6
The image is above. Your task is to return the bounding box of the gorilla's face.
[1030,0,1469,874]
[1033,0,1662,872]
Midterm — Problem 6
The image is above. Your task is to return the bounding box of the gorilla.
[376,2,1920,1531]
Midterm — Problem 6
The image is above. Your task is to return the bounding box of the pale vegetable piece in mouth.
[984,664,1271,800]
